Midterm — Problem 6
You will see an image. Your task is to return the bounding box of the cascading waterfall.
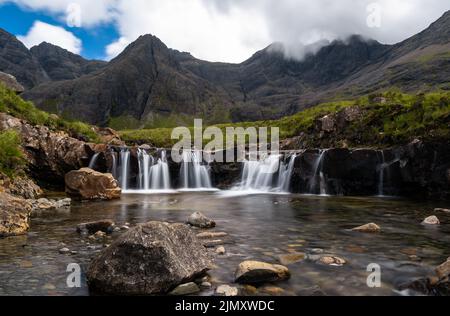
[109,149,118,179]
[119,148,130,190]
[309,150,328,195]
[236,154,295,193]
[137,149,154,190]
[378,151,386,196]
[149,150,171,190]
[277,154,297,192]
[180,151,212,189]
[88,153,100,169]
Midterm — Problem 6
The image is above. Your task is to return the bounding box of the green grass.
[0,84,99,142]
[120,91,450,148]
[0,130,25,178]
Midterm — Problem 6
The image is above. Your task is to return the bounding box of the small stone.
[216,285,238,296]
[278,253,306,265]
[319,256,346,266]
[216,246,226,255]
[188,212,216,229]
[203,240,224,248]
[235,261,290,284]
[42,283,56,290]
[351,223,381,233]
[71,251,78,255]
[20,260,33,268]
[77,220,115,235]
[113,227,121,232]
[310,248,324,254]
[422,216,440,225]
[197,232,228,239]
[120,225,130,231]
[435,259,450,280]
[169,282,200,296]
[94,231,106,238]
[434,208,450,213]
[200,282,212,288]
[59,247,70,254]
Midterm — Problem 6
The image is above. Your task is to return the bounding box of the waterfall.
[149,150,171,190]
[234,153,296,193]
[277,154,297,192]
[119,148,130,190]
[110,149,118,179]
[378,151,385,196]
[309,150,328,195]
[88,153,100,169]
[179,151,212,189]
[137,149,154,190]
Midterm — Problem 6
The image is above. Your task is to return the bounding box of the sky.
[0,0,449,63]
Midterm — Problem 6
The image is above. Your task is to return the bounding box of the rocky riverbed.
[0,192,448,296]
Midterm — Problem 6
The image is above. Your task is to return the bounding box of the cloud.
[3,0,450,62]
[18,20,82,54]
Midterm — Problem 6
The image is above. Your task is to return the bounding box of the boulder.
[86,222,211,295]
[0,192,32,237]
[0,174,43,199]
[187,212,216,229]
[0,71,24,93]
[235,261,290,284]
[77,220,115,235]
[435,259,450,280]
[65,168,121,200]
[351,223,381,233]
[422,216,440,225]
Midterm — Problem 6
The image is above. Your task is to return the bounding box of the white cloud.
[18,20,82,54]
[105,36,130,60]
[3,0,450,62]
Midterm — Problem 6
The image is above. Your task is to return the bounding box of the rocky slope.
[0,11,446,127]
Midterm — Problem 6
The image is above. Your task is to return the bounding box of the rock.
[188,212,216,229]
[55,198,71,208]
[319,256,347,266]
[120,225,130,231]
[203,240,224,248]
[59,247,70,254]
[435,259,450,280]
[77,220,115,235]
[169,282,200,296]
[0,71,24,93]
[351,223,381,233]
[216,285,238,297]
[278,253,306,265]
[196,232,228,239]
[261,286,285,296]
[235,261,290,284]
[29,197,71,213]
[242,285,258,295]
[200,282,212,289]
[434,208,450,213]
[86,221,211,295]
[92,127,124,146]
[215,246,226,255]
[0,192,32,237]
[317,114,336,133]
[0,174,43,199]
[422,216,440,225]
[65,168,121,200]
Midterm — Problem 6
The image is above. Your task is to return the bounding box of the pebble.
[200,282,212,288]
[215,246,226,255]
[169,282,200,296]
[216,285,238,296]
[319,256,346,266]
[422,216,440,225]
[120,225,130,231]
[58,248,70,254]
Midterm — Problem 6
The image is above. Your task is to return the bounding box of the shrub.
[0,130,25,178]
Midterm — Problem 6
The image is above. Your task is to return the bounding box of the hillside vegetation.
[120,90,450,149]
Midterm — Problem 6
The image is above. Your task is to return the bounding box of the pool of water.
[0,192,449,296]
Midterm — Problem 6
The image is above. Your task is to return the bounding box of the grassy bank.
[120,91,450,148]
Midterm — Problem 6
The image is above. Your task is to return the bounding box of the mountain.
[3,11,450,128]
[30,42,106,81]
[0,29,48,89]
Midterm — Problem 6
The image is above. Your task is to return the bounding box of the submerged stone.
[235,261,290,284]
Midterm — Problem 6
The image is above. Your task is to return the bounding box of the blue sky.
[0,1,449,63]
[0,2,118,60]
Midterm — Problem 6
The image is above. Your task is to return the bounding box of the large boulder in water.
[86,221,211,295]
[0,191,32,237]
[65,168,121,200]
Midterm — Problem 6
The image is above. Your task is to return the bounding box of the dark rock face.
[0,113,92,186]
[0,29,48,89]
[0,191,32,237]
[87,221,211,295]
[30,42,106,81]
[0,173,43,199]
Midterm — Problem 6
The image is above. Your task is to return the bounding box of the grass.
[120,90,450,148]
[0,84,99,143]
[0,130,25,178]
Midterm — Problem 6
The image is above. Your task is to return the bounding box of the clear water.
[0,193,449,296]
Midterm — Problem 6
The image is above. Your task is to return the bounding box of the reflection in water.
[0,193,449,296]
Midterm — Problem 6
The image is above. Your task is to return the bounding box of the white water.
[110,150,118,179]
[179,151,213,190]
[119,149,130,190]
[88,153,100,169]
[137,149,154,190]
[148,150,171,190]
[232,154,296,194]
[309,150,328,196]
